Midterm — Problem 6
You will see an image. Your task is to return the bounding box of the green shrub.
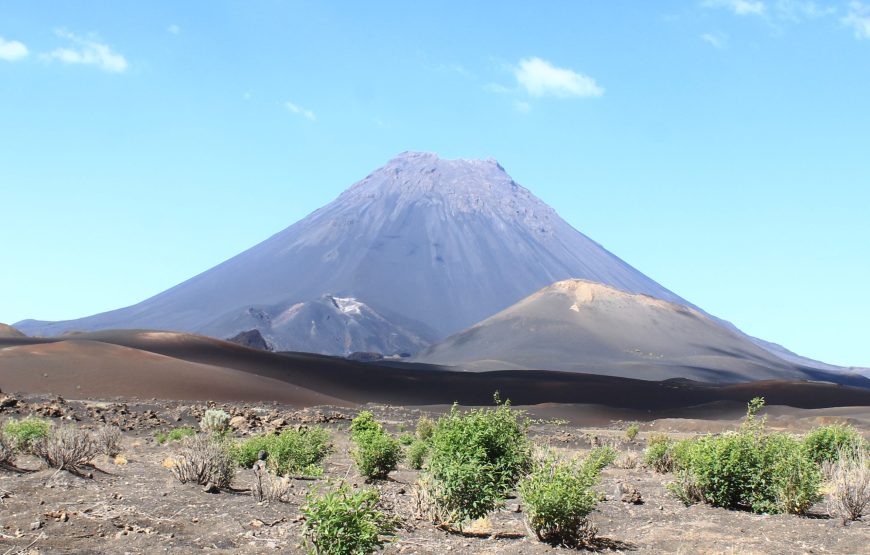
[353,430,403,480]
[670,399,821,514]
[235,427,331,477]
[200,409,231,434]
[301,482,397,555]
[407,440,429,470]
[399,432,415,446]
[584,446,617,474]
[350,411,382,440]
[155,427,196,445]
[625,423,640,442]
[4,418,51,452]
[644,434,675,473]
[519,452,606,547]
[423,396,531,525]
[803,424,867,465]
[415,416,435,441]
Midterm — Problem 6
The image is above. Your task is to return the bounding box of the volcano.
[17,152,689,352]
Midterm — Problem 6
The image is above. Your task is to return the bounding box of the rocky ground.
[0,393,868,554]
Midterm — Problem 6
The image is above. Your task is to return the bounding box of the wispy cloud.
[774,1,835,21]
[167,24,181,35]
[702,0,767,16]
[0,36,28,61]
[701,31,729,48]
[514,57,603,98]
[285,101,316,121]
[842,1,870,38]
[44,30,127,73]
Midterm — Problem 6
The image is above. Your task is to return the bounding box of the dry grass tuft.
[825,448,870,523]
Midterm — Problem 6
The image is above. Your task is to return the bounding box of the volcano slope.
[1,330,869,411]
[415,279,865,384]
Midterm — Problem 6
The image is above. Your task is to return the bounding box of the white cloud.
[774,1,835,21]
[167,24,181,35]
[702,0,767,16]
[44,30,127,72]
[0,36,28,61]
[514,100,531,113]
[514,57,603,98]
[842,1,870,38]
[285,101,316,121]
[701,32,729,48]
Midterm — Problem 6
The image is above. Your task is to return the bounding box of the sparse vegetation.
[199,409,231,434]
[644,433,676,473]
[399,432,415,446]
[234,427,332,477]
[803,423,867,465]
[407,439,429,470]
[422,395,532,526]
[4,417,51,453]
[519,450,610,547]
[351,420,403,480]
[669,398,822,514]
[416,416,435,441]
[625,423,640,441]
[0,429,14,467]
[251,464,293,504]
[155,426,196,445]
[301,481,397,555]
[95,425,122,457]
[826,447,870,523]
[33,425,101,473]
[170,434,235,489]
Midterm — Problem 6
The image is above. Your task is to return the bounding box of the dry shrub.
[33,426,100,472]
[614,452,639,470]
[0,430,14,468]
[251,463,293,503]
[826,448,870,523]
[95,425,122,457]
[170,434,234,489]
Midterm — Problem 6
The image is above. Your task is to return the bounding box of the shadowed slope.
[1,330,868,409]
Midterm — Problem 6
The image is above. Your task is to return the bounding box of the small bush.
[803,424,867,465]
[826,447,870,523]
[423,396,531,526]
[95,425,122,457]
[399,432,415,446]
[0,430,14,467]
[415,416,435,441]
[33,426,100,472]
[670,399,821,514]
[4,418,50,452]
[251,464,293,504]
[407,439,429,470]
[235,427,331,477]
[353,430,403,480]
[200,409,231,434]
[519,452,607,547]
[644,434,675,473]
[625,423,640,442]
[614,452,639,470]
[155,426,196,445]
[170,434,235,489]
[350,411,382,439]
[301,482,397,555]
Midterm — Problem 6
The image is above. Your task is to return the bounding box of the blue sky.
[1,1,868,367]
